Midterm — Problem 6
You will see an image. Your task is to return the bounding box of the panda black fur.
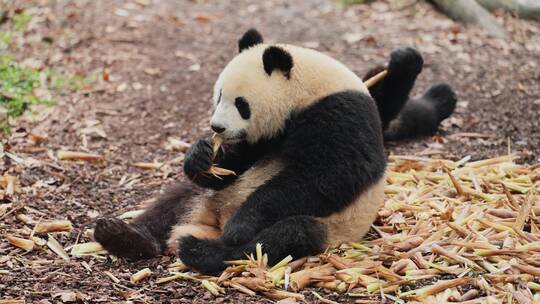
[94,29,456,273]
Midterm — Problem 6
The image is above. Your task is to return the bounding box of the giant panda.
[94,29,456,273]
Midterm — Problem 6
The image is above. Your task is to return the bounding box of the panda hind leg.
[94,218,160,260]
[383,83,457,141]
[177,215,326,274]
[94,183,200,260]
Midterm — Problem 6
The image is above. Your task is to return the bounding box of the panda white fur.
[94,29,456,273]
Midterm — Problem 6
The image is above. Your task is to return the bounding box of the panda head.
[210,29,298,144]
[210,29,367,144]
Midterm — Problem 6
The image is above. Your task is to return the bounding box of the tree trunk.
[430,0,508,39]
[477,0,540,21]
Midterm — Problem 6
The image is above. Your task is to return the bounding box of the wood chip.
[104,271,121,283]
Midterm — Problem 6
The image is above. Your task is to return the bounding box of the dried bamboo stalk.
[131,268,152,283]
[132,162,163,170]
[227,282,256,296]
[363,70,387,88]
[57,150,103,161]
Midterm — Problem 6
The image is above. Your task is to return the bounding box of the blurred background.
[1,0,539,160]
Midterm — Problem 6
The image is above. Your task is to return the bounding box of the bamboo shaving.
[203,134,236,177]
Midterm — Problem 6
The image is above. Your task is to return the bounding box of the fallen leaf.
[194,14,211,22]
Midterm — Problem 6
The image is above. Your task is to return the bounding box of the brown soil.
[1,0,539,303]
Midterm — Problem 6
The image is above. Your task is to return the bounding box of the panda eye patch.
[235,97,251,120]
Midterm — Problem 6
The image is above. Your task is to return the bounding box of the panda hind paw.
[94,218,160,260]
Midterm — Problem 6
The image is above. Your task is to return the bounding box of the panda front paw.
[388,47,423,78]
[183,138,214,179]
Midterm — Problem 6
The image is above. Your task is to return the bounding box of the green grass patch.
[47,69,97,93]
[0,54,47,117]
[0,31,12,50]
[12,13,32,31]
[0,10,95,133]
[0,54,94,119]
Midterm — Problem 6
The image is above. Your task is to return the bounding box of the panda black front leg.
[183,138,235,190]
[368,47,423,129]
[178,216,327,274]
[183,138,214,180]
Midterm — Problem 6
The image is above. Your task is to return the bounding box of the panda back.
[278,44,370,109]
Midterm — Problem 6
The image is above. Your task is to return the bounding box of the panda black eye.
[235,97,251,120]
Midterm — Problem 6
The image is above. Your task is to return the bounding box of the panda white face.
[210,89,251,144]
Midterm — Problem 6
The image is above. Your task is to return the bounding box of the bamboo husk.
[204,135,236,177]
[47,234,70,261]
[70,242,105,256]
[6,235,34,251]
[34,220,73,234]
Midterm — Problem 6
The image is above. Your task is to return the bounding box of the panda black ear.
[238,29,263,52]
[262,46,293,79]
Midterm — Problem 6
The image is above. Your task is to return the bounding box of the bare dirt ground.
[1,0,539,303]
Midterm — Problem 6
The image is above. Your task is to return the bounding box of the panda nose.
[211,124,226,134]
